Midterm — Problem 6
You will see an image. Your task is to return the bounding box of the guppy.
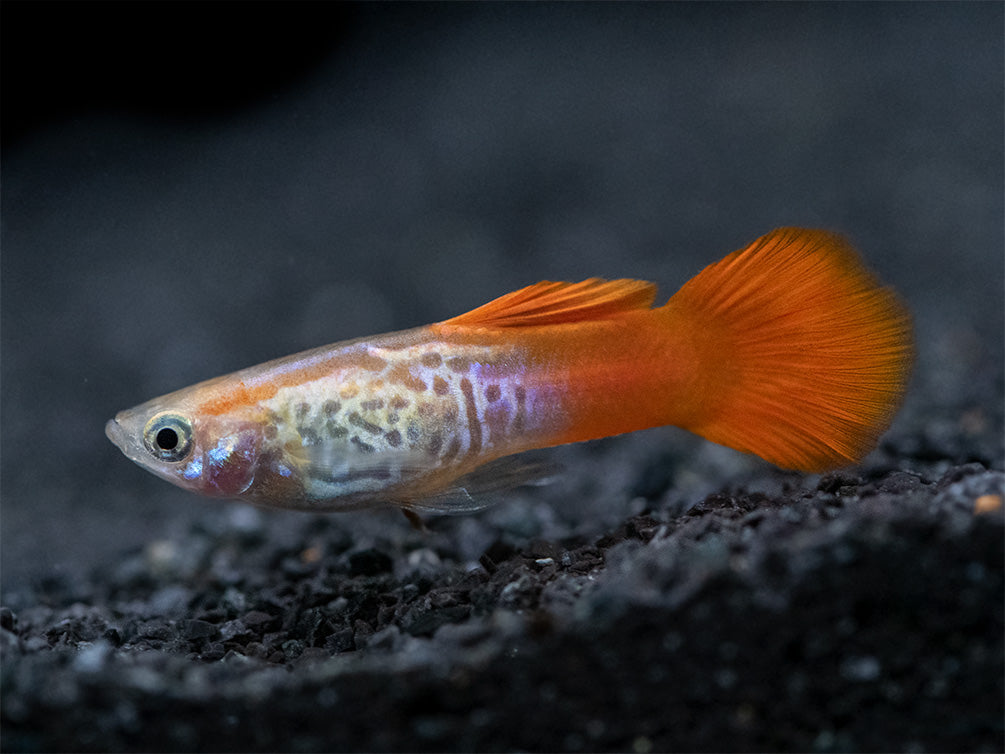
[106,227,913,514]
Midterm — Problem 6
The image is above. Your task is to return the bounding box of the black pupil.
[156,427,179,450]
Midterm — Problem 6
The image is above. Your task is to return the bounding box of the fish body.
[106,228,913,513]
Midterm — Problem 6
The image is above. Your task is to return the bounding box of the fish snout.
[105,417,127,450]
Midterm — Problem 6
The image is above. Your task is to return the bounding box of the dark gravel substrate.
[3,461,1003,752]
[3,3,1002,752]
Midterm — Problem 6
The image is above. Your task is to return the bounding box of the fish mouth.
[106,414,155,469]
[105,417,128,451]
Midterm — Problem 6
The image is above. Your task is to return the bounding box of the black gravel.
[3,3,1002,752]
[3,462,1002,752]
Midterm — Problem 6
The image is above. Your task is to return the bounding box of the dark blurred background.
[3,2,1002,594]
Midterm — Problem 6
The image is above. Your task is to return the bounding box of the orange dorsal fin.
[441,278,658,328]
[667,227,913,472]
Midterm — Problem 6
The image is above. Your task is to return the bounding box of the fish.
[106,227,913,514]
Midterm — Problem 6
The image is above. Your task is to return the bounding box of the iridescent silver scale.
[258,339,540,506]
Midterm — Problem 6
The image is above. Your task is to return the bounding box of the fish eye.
[142,413,193,462]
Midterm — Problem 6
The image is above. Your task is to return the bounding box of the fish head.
[105,395,272,500]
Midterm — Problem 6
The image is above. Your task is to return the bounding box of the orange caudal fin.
[667,227,913,472]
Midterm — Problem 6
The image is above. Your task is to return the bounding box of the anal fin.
[401,455,560,514]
